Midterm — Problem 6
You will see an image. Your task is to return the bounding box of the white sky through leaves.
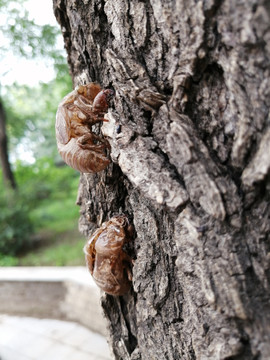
[0,0,62,86]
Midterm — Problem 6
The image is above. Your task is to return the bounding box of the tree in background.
[53,0,270,359]
[0,100,16,188]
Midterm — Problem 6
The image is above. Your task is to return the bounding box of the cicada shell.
[84,215,133,296]
[55,83,114,173]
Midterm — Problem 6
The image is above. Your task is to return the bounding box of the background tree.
[0,100,16,188]
[53,0,270,359]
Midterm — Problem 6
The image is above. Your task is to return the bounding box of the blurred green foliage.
[0,254,19,266]
[20,236,86,266]
[0,187,33,255]
[0,158,80,256]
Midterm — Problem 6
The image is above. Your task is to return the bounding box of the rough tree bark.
[0,100,16,189]
[53,1,270,359]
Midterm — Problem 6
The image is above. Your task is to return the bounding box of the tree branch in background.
[0,99,16,189]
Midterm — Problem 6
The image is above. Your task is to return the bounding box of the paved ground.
[0,315,111,360]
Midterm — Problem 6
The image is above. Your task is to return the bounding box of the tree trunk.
[0,100,16,189]
[53,1,270,359]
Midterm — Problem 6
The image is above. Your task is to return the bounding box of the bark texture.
[53,1,270,359]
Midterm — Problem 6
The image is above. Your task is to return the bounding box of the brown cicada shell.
[55,83,114,173]
[84,215,134,296]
